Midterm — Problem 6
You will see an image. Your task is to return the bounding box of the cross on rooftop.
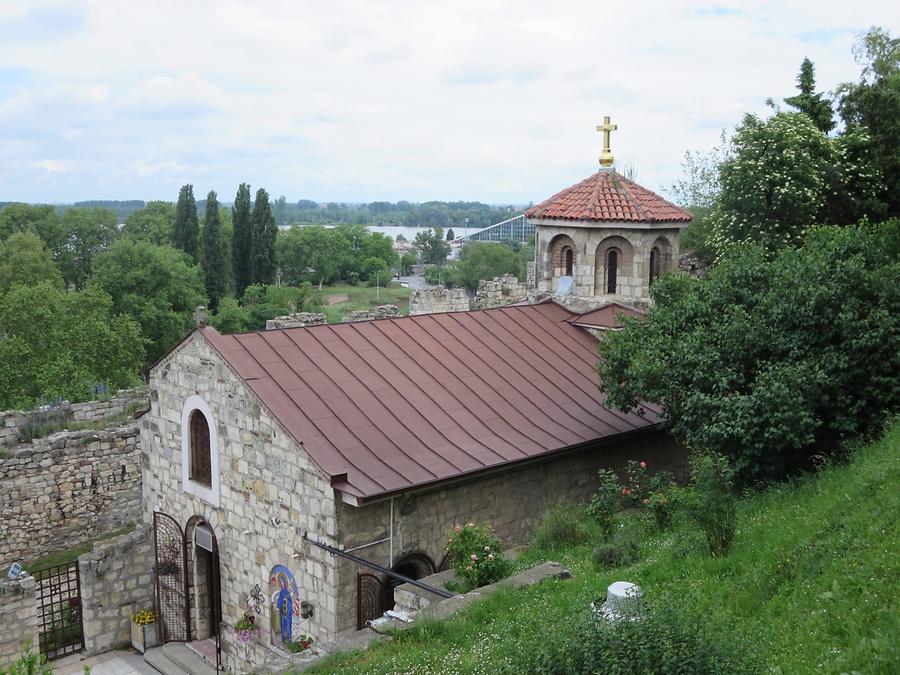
[597,116,617,168]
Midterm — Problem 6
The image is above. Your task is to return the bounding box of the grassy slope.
[306,421,900,674]
[314,284,411,323]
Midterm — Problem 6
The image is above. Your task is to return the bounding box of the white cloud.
[0,0,897,203]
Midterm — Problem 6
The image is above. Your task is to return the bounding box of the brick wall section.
[0,388,147,447]
[142,333,339,672]
[334,431,687,634]
[0,576,39,669]
[408,286,470,316]
[79,526,155,656]
[0,426,142,567]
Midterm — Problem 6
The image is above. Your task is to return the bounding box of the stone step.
[144,646,189,675]
[163,642,218,675]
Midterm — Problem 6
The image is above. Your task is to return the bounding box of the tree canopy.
[0,231,63,292]
[173,184,199,261]
[122,201,176,245]
[456,241,520,291]
[90,240,207,366]
[783,57,835,134]
[413,227,451,265]
[598,219,900,483]
[202,191,227,312]
[0,282,144,409]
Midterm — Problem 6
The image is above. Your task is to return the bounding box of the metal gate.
[153,511,190,642]
[34,561,83,660]
[357,573,386,630]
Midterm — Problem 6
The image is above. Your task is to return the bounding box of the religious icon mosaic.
[269,564,302,646]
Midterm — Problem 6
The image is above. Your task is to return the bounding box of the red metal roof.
[525,170,692,223]
[199,302,660,501]
[567,303,645,329]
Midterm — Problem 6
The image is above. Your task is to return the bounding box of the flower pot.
[131,622,159,653]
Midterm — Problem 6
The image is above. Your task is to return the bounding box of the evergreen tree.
[446,228,455,240]
[173,184,199,260]
[251,188,277,285]
[232,183,253,296]
[784,58,835,134]
[202,191,227,312]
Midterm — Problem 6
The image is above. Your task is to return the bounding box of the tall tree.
[59,207,120,289]
[250,188,277,285]
[173,184,199,261]
[837,27,900,216]
[598,219,900,484]
[0,231,64,293]
[783,57,835,134]
[122,201,176,245]
[413,227,451,265]
[202,191,227,312]
[709,112,882,256]
[232,183,253,296]
[90,240,206,366]
[277,225,342,289]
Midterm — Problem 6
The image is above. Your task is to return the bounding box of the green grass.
[314,283,412,323]
[25,525,135,574]
[304,421,900,674]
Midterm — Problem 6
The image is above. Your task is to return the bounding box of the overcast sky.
[0,1,897,206]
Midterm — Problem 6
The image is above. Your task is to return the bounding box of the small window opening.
[189,410,212,487]
[606,249,619,294]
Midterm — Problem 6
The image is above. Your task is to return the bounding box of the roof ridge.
[615,173,649,221]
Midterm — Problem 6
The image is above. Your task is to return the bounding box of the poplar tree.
[202,190,226,312]
[232,183,253,296]
[251,188,277,285]
[173,184,199,261]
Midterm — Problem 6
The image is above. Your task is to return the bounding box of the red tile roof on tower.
[194,302,660,503]
[525,170,692,223]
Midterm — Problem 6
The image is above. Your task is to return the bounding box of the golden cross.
[596,116,617,168]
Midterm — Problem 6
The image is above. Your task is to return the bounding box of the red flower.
[639,461,647,469]
[622,487,630,495]
[301,640,309,649]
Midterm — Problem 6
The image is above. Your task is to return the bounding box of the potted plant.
[286,635,314,654]
[131,610,158,653]
[234,610,260,644]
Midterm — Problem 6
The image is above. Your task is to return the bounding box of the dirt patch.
[325,294,349,306]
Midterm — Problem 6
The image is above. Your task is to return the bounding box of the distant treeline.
[31,198,523,229]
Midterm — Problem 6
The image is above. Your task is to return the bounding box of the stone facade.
[79,526,155,656]
[0,426,142,567]
[0,388,147,448]
[0,575,39,669]
[409,286,470,316]
[265,313,328,330]
[141,333,340,672]
[678,251,710,277]
[342,305,401,322]
[471,274,529,310]
[533,219,685,306]
[333,431,686,634]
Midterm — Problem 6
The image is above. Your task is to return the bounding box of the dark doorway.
[385,553,436,612]
[607,249,619,294]
[197,547,222,637]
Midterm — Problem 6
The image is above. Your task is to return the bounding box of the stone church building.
[140,125,690,671]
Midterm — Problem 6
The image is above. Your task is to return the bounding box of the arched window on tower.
[564,248,574,276]
[189,409,212,487]
[649,246,661,285]
[606,248,619,294]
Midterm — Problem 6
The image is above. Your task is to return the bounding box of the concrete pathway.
[52,650,158,675]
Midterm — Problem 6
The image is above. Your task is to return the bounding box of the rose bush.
[446,522,512,589]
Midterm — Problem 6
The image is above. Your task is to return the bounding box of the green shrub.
[646,471,676,530]
[533,504,597,550]
[533,606,760,675]
[592,528,639,568]
[586,468,621,535]
[0,640,53,675]
[446,522,511,588]
[681,451,737,556]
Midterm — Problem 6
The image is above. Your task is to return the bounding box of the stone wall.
[0,388,147,447]
[342,305,401,322]
[678,251,710,277]
[79,526,155,656]
[334,430,687,634]
[471,274,529,310]
[266,312,328,330]
[0,426,142,567]
[408,286,470,316]
[0,575,39,669]
[143,332,340,672]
